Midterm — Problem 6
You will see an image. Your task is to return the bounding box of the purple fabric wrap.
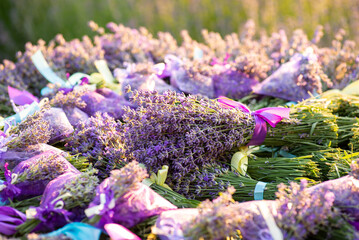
[31,172,82,233]
[170,66,215,98]
[213,69,259,99]
[62,106,89,127]
[80,89,133,119]
[0,143,65,171]
[8,86,39,105]
[0,206,27,235]
[1,150,79,201]
[43,108,74,144]
[88,179,177,229]
[253,53,320,101]
[0,163,21,202]
[218,97,290,146]
[307,175,359,221]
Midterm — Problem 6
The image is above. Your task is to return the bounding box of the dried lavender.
[182,186,242,240]
[0,152,79,202]
[122,89,254,191]
[86,161,176,229]
[56,168,99,210]
[275,179,347,240]
[49,89,88,109]
[15,153,74,184]
[108,161,148,199]
[6,104,52,150]
[65,112,126,177]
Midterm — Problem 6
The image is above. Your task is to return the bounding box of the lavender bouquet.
[159,179,358,240]
[86,161,176,229]
[49,89,89,127]
[169,60,217,98]
[17,169,99,234]
[254,48,332,102]
[79,88,133,119]
[179,162,279,201]
[0,151,79,203]
[0,143,64,171]
[65,112,126,178]
[122,89,256,191]
[212,54,271,99]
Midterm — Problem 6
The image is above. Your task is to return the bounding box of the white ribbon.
[258,203,283,240]
[0,173,18,192]
[85,193,115,217]
[25,192,71,219]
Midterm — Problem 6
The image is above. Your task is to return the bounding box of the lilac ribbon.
[34,199,72,224]
[58,76,90,95]
[218,96,290,146]
[8,86,39,106]
[0,206,26,235]
[211,53,230,66]
[1,163,21,201]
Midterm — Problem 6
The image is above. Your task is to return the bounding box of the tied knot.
[218,97,290,146]
[0,163,21,201]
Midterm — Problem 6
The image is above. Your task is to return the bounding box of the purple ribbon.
[1,163,21,201]
[218,96,290,146]
[0,206,26,235]
[8,86,39,106]
[32,199,72,226]
[58,76,90,95]
[211,53,230,66]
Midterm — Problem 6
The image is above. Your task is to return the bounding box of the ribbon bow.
[26,194,72,223]
[31,50,96,96]
[231,146,257,175]
[85,192,115,218]
[218,96,290,146]
[142,165,171,190]
[0,163,21,202]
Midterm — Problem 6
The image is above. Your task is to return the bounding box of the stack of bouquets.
[154,160,359,240]
[2,20,359,240]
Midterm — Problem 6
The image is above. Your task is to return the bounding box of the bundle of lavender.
[147,183,200,208]
[0,151,79,204]
[17,169,99,235]
[65,112,126,178]
[49,89,89,127]
[253,48,332,102]
[155,176,359,240]
[86,161,176,229]
[122,89,259,191]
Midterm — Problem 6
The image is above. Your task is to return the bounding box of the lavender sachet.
[79,88,133,119]
[49,90,89,127]
[19,169,99,234]
[254,48,332,102]
[86,161,176,229]
[0,143,64,171]
[0,151,79,203]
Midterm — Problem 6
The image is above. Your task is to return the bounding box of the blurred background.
[0,0,358,61]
